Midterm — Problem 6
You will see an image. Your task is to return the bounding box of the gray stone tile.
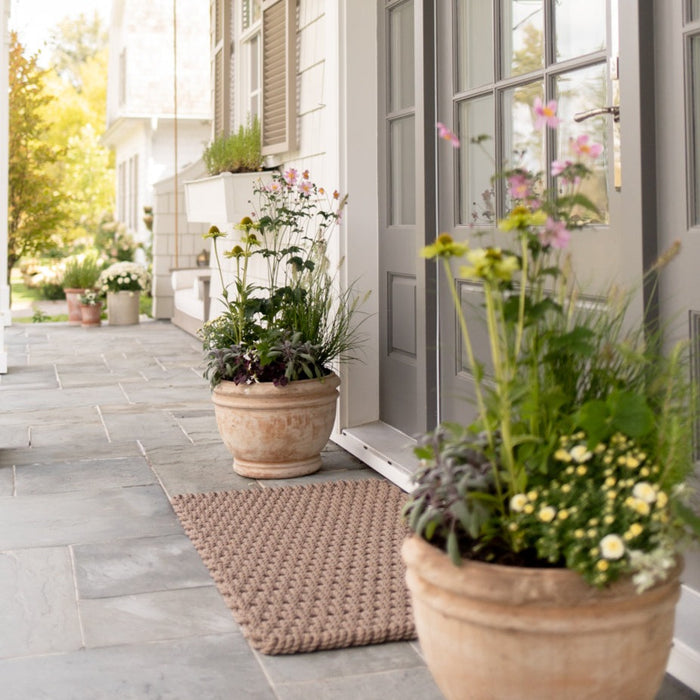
[257,642,427,684]
[274,666,444,700]
[120,382,211,406]
[144,441,255,496]
[28,421,109,447]
[0,466,13,497]
[0,385,128,411]
[0,440,144,468]
[99,408,190,444]
[0,485,182,549]
[80,586,238,647]
[169,408,221,443]
[14,456,155,495]
[0,366,58,388]
[0,547,82,659]
[73,533,214,598]
[0,634,276,700]
[0,425,29,448]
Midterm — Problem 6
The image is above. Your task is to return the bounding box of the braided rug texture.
[171,479,416,655]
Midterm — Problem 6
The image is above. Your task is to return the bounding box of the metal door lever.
[573,106,620,123]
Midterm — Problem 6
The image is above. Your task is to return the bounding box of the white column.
[0,0,10,373]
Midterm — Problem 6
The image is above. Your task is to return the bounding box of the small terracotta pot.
[80,303,102,327]
[212,373,340,478]
[64,288,84,325]
[402,535,681,700]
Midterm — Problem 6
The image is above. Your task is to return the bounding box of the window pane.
[502,82,545,196]
[457,96,495,225]
[555,63,609,223]
[390,116,416,225]
[501,0,544,79]
[242,0,262,31]
[456,0,494,91]
[555,0,606,62]
[691,36,700,224]
[691,0,700,22]
[389,1,415,112]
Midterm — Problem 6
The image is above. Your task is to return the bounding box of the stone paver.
[0,320,695,700]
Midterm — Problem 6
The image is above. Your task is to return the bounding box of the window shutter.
[261,0,296,155]
[211,0,231,137]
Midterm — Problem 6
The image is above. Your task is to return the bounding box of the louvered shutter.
[211,0,231,137]
[261,0,296,155]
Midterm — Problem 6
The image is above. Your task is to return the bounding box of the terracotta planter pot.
[64,288,84,325]
[106,291,140,325]
[402,535,681,700]
[211,373,340,478]
[79,303,102,327]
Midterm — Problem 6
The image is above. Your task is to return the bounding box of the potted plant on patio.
[97,261,150,326]
[401,106,700,700]
[184,116,267,225]
[78,288,103,327]
[61,252,102,325]
[200,169,367,479]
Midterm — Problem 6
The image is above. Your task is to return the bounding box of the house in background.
[102,0,211,262]
[176,0,700,689]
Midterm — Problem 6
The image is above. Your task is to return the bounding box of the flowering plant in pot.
[61,252,103,325]
[401,104,700,700]
[78,288,104,327]
[97,261,150,326]
[199,169,367,478]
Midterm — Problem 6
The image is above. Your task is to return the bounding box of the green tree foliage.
[7,32,68,279]
[42,17,114,248]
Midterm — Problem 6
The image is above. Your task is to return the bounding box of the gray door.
[435,0,650,424]
[378,0,437,437]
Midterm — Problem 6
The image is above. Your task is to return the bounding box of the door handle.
[573,106,620,123]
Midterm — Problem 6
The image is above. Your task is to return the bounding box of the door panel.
[437,0,642,425]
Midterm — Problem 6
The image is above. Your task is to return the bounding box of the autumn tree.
[7,32,67,280]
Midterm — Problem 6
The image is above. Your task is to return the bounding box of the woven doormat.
[171,479,416,655]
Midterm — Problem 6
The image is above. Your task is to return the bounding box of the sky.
[9,0,112,60]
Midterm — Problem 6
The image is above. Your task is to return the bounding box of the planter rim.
[402,534,683,605]
[184,170,266,186]
[213,371,340,396]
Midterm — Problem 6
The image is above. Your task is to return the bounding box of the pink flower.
[572,134,603,159]
[267,181,282,193]
[436,121,460,148]
[298,180,313,195]
[284,168,298,185]
[539,217,571,249]
[551,159,572,177]
[533,97,560,129]
[507,172,532,200]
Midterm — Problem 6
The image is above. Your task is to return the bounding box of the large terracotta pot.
[211,372,340,479]
[64,288,84,325]
[402,535,681,700]
[106,291,140,325]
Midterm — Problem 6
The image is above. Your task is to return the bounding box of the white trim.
[0,0,11,373]
[668,638,700,694]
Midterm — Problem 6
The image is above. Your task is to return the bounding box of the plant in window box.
[401,105,700,700]
[184,116,269,225]
[200,169,368,479]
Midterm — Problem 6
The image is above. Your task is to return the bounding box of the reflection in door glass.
[390,116,416,225]
[501,0,544,79]
[554,0,606,62]
[502,83,546,206]
[457,96,495,225]
[389,1,415,112]
[456,0,494,91]
[555,64,609,224]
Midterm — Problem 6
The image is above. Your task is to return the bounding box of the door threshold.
[333,421,420,492]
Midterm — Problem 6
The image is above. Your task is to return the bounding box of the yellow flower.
[527,491,538,501]
[460,247,520,283]
[575,465,587,476]
[656,491,669,508]
[574,529,585,538]
[561,484,571,493]
[596,560,610,571]
[604,477,616,487]
[554,448,572,462]
[498,206,547,231]
[606,491,617,500]
[624,523,644,540]
[421,233,469,259]
[603,514,615,524]
[557,510,569,520]
[538,506,557,523]
[523,504,535,514]
[203,224,226,240]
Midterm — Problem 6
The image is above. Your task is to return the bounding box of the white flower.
[632,482,657,504]
[538,506,556,523]
[569,445,592,463]
[600,534,625,560]
[510,494,528,512]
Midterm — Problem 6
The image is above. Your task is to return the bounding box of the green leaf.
[447,530,461,566]
[608,391,654,438]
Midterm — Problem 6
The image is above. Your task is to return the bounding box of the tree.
[7,32,68,280]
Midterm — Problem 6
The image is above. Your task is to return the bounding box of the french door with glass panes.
[435,0,651,424]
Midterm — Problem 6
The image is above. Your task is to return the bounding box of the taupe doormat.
[171,479,416,655]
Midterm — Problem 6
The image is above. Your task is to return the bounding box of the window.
[211,0,232,136]
[239,0,262,120]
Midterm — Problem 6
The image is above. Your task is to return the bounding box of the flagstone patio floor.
[0,319,697,699]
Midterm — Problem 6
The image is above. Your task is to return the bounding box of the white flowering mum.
[600,534,625,560]
[510,494,528,512]
[632,481,657,504]
[98,262,150,292]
